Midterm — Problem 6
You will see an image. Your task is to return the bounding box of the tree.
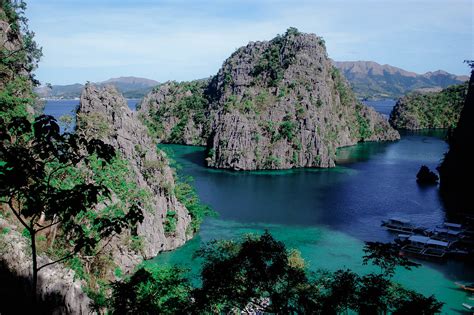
[109,265,191,314]
[363,241,420,277]
[0,115,144,301]
[192,231,311,313]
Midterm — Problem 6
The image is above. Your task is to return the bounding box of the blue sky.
[26,0,472,85]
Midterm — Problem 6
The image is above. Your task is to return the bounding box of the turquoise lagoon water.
[154,137,473,314]
[44,100,473,313]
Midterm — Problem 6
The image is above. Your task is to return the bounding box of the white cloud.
[27,0,473,84]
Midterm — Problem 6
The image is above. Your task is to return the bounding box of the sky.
[25,0,473,85]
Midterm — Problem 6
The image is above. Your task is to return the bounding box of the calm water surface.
[45,100,473,313]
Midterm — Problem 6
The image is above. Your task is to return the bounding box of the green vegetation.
[331,66,354,106]
[110,265,191,314]
[389,83,467,129]
[279,116,297,141]
[159,145,215,233]
[252,28,300,87]
[0,1,42,122]
[164,210,177,234]
[109,232,443,314]
[0,115,144,301]
[356,111,373,140]
[144,80,209,144]
[174,177,214,233]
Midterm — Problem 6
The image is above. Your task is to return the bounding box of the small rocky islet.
[138,28,399,171]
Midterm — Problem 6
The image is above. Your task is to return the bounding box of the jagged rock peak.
[206,28,399,170]
[138,79,211,145]
[76,84,192,265]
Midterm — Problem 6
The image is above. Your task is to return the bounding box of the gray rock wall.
[206,31,399,170]
[76,85,192,266]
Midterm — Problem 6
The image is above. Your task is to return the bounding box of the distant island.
[333,61,468,100]
[35,76,159,99]
[38,62,468,101]
[389,82,467,130]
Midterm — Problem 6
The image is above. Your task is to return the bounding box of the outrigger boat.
[381,218,427,235]
[430,222,465,242]
[455,282,474,292]
[398,235,452,259]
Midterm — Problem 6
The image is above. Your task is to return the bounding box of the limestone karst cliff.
[138,79,211,145]
[138,28,399,170]
[76,84,193,265]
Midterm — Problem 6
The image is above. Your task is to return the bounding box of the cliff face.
[438,70,474,213]
[138,79,210,145]
[206,30,399,170]
[389,83,467,130]
[0,219,91,314]
[138,29,399,170]
[76,85,192,266]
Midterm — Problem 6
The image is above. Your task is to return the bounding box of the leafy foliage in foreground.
[111,232,443,314]
[0,115,144,298]
[1,0,43,122]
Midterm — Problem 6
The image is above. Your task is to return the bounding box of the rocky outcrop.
[0,219,92,314]
[76,85,192,266]
[206,29,399,170]
[389,83,467,130]
[438,69,474,213]
[138,29,399,171]
[138,79,210,145]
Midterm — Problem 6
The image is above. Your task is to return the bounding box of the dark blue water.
[44,100,474,311]
[43,99,140,117]
[363,99,396,118]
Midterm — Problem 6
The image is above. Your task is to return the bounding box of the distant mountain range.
[35,76,159,99]
[37,63,469,100]
[333,61,469,100]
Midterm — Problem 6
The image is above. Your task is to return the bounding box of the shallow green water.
[154,132,472,313]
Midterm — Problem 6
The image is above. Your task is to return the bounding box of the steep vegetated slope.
[438,69,474,214]
[334,61,469,100]
[138,79,211,145]
[138,28,399,170]
[76,84,193,262]
[389,83,468,130]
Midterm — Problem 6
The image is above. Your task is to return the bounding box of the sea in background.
[44,99,473,313]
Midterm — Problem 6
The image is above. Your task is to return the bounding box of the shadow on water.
[181,147,207,168]
[336,141,393,164]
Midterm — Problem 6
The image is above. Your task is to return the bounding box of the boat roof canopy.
[408,235,449,247]
[443,222,462,229]
[389,217,411,224]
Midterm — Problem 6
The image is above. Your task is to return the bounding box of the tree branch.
[35,219,61,232]
[7,198,29,230]
[37,250,77,272]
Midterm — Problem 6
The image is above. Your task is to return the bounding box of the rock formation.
[0,218,91,314]
[139,28,399,170]
[389,83,467,130]
[138,79,211,145]
[206,29,399,170]
[416,165,439,185]
[76,84,193,266]
[438,69,474,213]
